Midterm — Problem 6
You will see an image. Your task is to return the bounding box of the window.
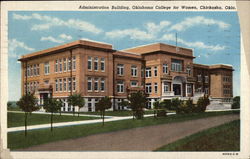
[101,58,105,71]
[154,83,158,93]
[59,59,62,72]
[55,60,58,73]
[59,79,62,92]
[27,83,30,93]
[187,84,192,94]
[88,56,92,70]
[73,77,76,91]
[117,81,124,93]
[30,82,33,92]
[30,65,33,76]
[163,64,168,74]
[94,57,98,71]
[68,78,72,92]
[63,58,67,72]
[37,64,40,76]
[187,67,191,76]
[44,62,50,75]
[94,78,99,91]
[27,66,30,77]
[141,67,144,77]
[100,78,105,91]
[145,67,151,78]
[131,81,138,87]
[34,65,37,76]
[72,56,76,70]
[154,66,158,77]
[131,65,137,77]
[88,98,92,112]
[205,76,209,83]
[196,87,202,93]
[171,59,182,72]
[68,57,71,71]
[145,83,152,94]
[163,82,169,93]
[205,87,209,94]
[63,78,67,92]
[197,74,202,82]
[87,77,92,91]
[55,79,58,92]
[117,64,124,76]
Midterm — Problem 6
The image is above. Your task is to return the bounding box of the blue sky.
[8,11,240,101]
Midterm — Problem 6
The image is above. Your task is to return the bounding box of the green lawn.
[63,110,155,116]
[155,120,240,151]
[8,112,99,128]
[8,110,239,150]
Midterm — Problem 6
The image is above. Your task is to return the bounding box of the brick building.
[18,40,233,112]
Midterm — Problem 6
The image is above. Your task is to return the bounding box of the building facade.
[19,40,233,111]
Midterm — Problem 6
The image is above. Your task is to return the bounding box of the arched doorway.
[173,76,186,96]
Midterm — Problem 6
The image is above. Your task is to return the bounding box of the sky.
[8,11,240,101]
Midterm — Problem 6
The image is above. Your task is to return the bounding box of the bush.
[231,96,240,109]
[157,109,167,117]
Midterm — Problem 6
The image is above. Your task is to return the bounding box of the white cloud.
[40,34,72,43]
[145,21,171,34]
[161,33,225,51]
[169,16,230,32]
[106,28,154,40]
[8,39,34,58]
[13,13,102,34]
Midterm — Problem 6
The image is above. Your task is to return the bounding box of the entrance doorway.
[173,84,181,96]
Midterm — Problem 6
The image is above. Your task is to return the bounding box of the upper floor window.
[63,78,67,92]
[171,59,182,72]
[94,57,98,71]
[145,83,152,94]
[30,65,33,76]
[72,56,76,70]
[88,56,92,70]
[154,66,158,77]
[187,67,191,76]
[27,66,30,77]
[131,80,138,87]
[197,74,202,82]
[145,67,151,78]
[59,79,62,92]
[68,77,72,92]
[68,57,71,71]
[37,64,40,76]
[163,64,168,74]
[55,79,58,92]
[33,65,37,76]
[55,60,58,73]
[59,59,62,72]
[205,76,209,83]
[100,78,105,91]
[44,62,50,75]
[101,58,105,72]
[72,77,76,91]
[163,82,169,93]
[117,64,124,76]
[117,80,124,93]
[87,77,92,91]
[131,65,137,77]
[154,83,158,93]
[94,78,99,91]
[63,58,67,72]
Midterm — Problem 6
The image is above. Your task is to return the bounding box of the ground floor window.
[88,98,92,112]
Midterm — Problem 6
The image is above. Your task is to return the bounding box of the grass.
[62,110,155,116]
[8,112,99,128]
[155,120,240,151]
[8,110,239,150]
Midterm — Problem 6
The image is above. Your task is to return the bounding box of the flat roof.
[18,40,114,61]
[194,63,234,70]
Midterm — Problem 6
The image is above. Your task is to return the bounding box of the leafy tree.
[68,93,85,116]
[118,100,129,110]
[128,91,147,119]
[161,99,172,111]
[196,96,210,112]
[96,96,112,126]
[232,96,240,109]
[16,93,39,136]
[153,101,160,118]
[172,98,182,114]
[43,98,62,131]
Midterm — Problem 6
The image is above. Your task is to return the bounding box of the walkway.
[20,114,239,151]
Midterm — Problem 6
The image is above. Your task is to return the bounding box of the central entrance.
[173,84,181,96]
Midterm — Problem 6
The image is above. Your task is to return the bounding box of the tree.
[232,96,240,109]
[68,93,85,116]
[118,100,129,110]
[43,98,62,131]
[7,101,12,110]
[128,91,147,119]
[153,101,160,118]
[16,93,39,136]
[96,96,112,126]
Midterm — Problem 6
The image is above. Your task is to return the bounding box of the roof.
[113,51,143,60]
[122,43,194,58]
[18,40,114,61]
[194,63,234,71]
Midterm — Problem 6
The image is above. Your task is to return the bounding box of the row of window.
[223,76,232,82]
[24,81,39,93]
[197,75,209,83]
[26,64,40,77]
[55,77,76,92]
[87,77,105,92]
[88,57,105,72]
[196,87,209,94]
[117,64,138,77]
[55,56,76,73]
[223,89,231,95]
[116,80,140,93]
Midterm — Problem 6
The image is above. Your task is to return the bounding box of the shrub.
[231,96,240,109]
[157,109,167,117]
